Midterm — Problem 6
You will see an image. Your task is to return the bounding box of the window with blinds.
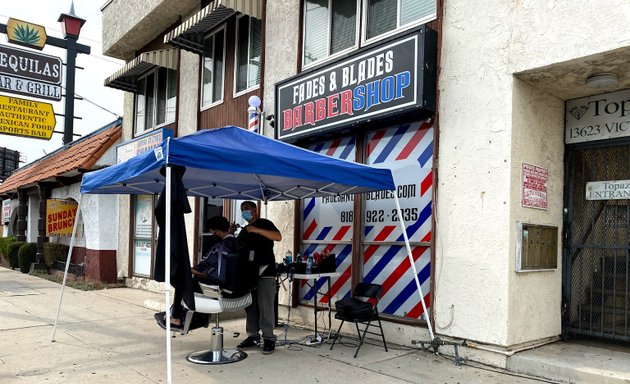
[235,15,262,95]
[303,0,436,68]
[134,67,177,136]
[201,27,226,108]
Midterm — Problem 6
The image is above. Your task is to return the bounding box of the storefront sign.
[2,199,11,224]
[46,199,79,237]
[0,95,56,140]
[586,180,630,200]
[566,88,630,144]
[116,128,172,163]
[0,44,62,85]
[0,73,62,101]
[275,27,436,141]
[522,163,548,210]
[6,18,47,50]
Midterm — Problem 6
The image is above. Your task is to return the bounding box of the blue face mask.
[242,210,253,222]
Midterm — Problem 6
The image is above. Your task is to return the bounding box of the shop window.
[132,195,155,277]
[234,15,262,95]
[365,0,436,41]
[201,27,226,108]
[302,0,436,67]
[303,0,358,67]
[362,121,433,319]
[198,197,224,262]
[300,136,357,303]
[135,67,176,136]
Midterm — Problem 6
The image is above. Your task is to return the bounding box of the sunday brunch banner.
[46,199,78,237]
[275,27,436,141]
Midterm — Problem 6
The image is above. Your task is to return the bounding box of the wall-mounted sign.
[46,199,78,237]
[0,44,62,85]
[0,73,62,101]
[0,95,56,140]
[116,128,173,163]
[2,199,11,224]
[6,18,47,50]
[566,88,630,144]
[586,180,630,200]
[522,163,549,210]
[275,27,436,141]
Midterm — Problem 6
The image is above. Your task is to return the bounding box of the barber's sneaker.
[262,339,275,354]
[237,336,260,350]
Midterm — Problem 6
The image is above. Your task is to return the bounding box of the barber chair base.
[187,349,247,365]
[186,326,247,364]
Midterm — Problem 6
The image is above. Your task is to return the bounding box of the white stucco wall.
[26,193,39,243]
[507,79,564,346]
[510,0,630,73]
[435,1,516,346]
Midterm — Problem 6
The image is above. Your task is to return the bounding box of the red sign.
[522,163,549,210]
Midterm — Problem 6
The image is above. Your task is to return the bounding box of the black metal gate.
[564,144,630,342]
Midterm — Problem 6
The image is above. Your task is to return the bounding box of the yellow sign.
[6,18,47,50]
[46,199,79,237]
[0,95,56,140]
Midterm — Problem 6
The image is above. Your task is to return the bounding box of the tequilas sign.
[275,27,436,141]
[566,88,630,144]
[0,44,62,85]
[0,95,56,140]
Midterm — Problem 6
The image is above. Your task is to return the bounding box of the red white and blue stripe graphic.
[299,121,433,320]
[300,136,356,303]
[364,121,433,318]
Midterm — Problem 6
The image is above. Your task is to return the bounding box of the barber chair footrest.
[186,349,247,365]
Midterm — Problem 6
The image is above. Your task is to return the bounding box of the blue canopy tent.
[51,126,433,383]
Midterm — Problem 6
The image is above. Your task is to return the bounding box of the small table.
[290,272,341,345]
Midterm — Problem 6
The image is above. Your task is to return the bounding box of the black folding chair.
[329,282,388,358]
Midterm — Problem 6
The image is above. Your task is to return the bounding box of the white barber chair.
[185,252,256,365]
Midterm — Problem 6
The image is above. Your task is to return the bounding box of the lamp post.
[57,3,88,145]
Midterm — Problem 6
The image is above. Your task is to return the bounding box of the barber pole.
[248,106,259,133]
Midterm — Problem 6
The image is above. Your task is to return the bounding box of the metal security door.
[564,144,630,342]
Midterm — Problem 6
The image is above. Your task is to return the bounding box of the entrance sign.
[0,73,62,101]
[586,180,630,200]
[276,27,436,141]
[522,163,548,210]
[6,18,47,50]
[0,95,56,140]
[0,44,62,85]
[566,88,630,144]
[46,199,78,237]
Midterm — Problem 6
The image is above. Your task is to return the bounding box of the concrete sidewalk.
[0,268,600,384]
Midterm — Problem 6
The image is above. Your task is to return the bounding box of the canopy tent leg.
[393,195,435,340]
[51,194,83,342]
[165,165,173,384]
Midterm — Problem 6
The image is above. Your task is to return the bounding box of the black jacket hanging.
[154,165,196,310]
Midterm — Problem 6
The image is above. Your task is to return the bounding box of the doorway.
[563,143,630,342]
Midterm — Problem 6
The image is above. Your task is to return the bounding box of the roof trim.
[104,49,178,92]
[164,0,261,54]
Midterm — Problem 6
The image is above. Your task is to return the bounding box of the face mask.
[242,210,253,221]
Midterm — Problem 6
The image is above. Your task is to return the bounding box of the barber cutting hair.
[236,201,282,354]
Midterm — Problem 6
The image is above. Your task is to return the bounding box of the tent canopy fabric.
[80,126,395,199]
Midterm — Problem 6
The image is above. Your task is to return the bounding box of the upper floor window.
[201,27,226,108]
[303,0,358,67]
[235,15,262,95]
[135,67,176,135]
[303,0,436,68]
